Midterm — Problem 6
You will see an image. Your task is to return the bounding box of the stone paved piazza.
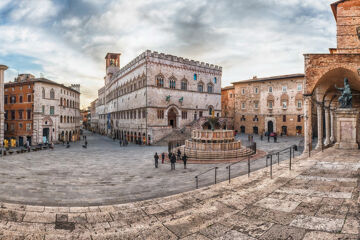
[0,147,358,239]
[0,132,301,206]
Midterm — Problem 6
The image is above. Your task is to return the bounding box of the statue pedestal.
[334,108,359,150]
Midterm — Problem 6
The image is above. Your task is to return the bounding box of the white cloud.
[0,0,338,107]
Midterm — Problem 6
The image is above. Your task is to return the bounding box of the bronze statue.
[335,78,352,108]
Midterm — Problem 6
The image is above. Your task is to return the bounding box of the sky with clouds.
[0,0,337,108]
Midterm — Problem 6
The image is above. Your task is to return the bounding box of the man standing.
[154,152,159,168]
[177,149,181,160]
[161,152,165,164]
[170,154,176,170]
[182,153,188,169]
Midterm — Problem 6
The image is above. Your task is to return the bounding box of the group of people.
[119,139,129,146]
[259,131,278,143]
[154,149,188,170]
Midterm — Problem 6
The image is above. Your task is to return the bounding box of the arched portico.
[303,66,360,152]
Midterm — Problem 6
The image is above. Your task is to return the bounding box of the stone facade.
[221,86,235,118]
[228,74,305,136]
[303,0,360,152]
[95,50,222,144]
[4,74,81,146]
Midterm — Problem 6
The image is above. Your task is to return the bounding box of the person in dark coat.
[267,132,270,142]
[154,152,159,168]
[182,153,188,169]
[177,149,181,160]
[170,154,176,170]
[66,141,70,148]
[161,152,165,164]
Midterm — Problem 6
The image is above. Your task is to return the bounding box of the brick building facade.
[4,74,81,146]
[95,50,222,144]
[223,74,305,136]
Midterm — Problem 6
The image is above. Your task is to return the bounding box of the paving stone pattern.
[0,147,358,239]
[0,132,302,206]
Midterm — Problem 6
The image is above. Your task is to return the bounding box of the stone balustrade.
[185,140,241,151]
[191,130,234,142]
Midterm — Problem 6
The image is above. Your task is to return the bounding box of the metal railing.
[195,167,218,189]
[265,144,297,178]
[194,142,256,188]
[194,143,298,188]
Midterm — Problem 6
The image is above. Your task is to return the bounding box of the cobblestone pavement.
[0,132,303,206]
[0,147,358,239]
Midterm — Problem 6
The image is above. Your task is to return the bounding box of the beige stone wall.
[0,66,6,146]
[96,50,222,143]
[233,76,304,136]
[33,82,80,144]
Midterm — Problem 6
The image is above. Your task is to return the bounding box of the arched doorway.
[268,121,274,133]
[240,126,245,133]
[281,126,287,136]
[168,108,177,128]
[253,126,258,135]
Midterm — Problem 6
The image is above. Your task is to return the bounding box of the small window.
[241,102,245,109]
[297,115,301,122]
[297,84,302,91]
[18,110,23,120]
[199,111,203,117]
[214,77,217,83]
[268,86,273,93]
[19,96,23,103]
[27,110,31,120]
[11,110,15,120]
[254,102,259,109]
[194,73,197,80]
[4,95,7,104]
[208,107,213,116]
[207,84,213,93]
[42,105,45,114]
[169,78,176,89]
[241,88,245,95]
[181,111,187,119]
[50,106,55,115]
[42,88,45,98]
[254,87,259,94]
[229,93,232,98]
[26,123,31,131]
[198,83,204,92]
[297,100,302,108]
[181,80,187,90]
[50,89,55,99]
[10,96,16,103]
[282,86,287,92]
[157,109,164,119]
[27,94,31,102]
[283,115,286,122]
[156,75,164,87]
[282,100,287,109]
[253,115,259,122]
[241,115,246,121]
[19,123,23,130]
[268,101,273,109]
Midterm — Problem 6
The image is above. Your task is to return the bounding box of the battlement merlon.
[110,50,222,82]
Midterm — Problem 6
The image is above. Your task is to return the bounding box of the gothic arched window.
[42,88,45,99]
[156,74,164,87]
[169,77,176,89]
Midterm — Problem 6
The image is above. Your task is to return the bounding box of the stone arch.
[166,105,180,129]
[50,88,55,99]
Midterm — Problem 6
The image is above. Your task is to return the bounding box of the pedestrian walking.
[154,152,159,168]
[177,149,181,160]
[66,141,70,148]
[274,133,277,143]
[182,153,187,169]
[267,132,270,142]
[119,139,122,146]
[161,152,165,164]
[170,154,176,170]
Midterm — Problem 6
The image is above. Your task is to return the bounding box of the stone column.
[330,109,335,143]
[303,96,312,153]
[324,107,331,146]
[315,104,323,149]
[0,65,7,148]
